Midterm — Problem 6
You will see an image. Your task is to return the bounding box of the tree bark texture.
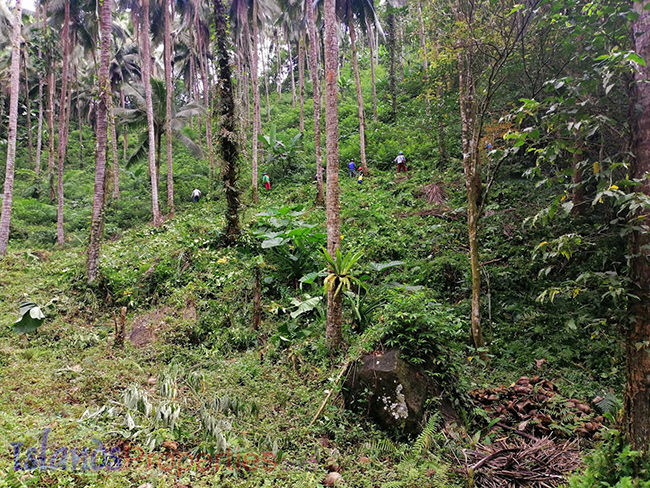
[213,0,241,245]
[87,0,112,283]
[458,48,486,355]
[0,0,22,257]
[324,0,342,349]
[626,0,650,453]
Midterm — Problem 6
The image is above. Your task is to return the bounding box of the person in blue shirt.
[347,159,357,177]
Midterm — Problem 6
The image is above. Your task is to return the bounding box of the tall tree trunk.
[0,0,22,257]
[250,2,261,203]
[77,72,83,166]
[324,0,342,350]
[87,0,112,283]
[57,0,73,246]
[23,47,33,166]
[288,33,296,106]
[306,0,324,205]
[458,48,486,357]
[200,50,215,182]
[275,29,282,97]
[47,69,55,201]
[109,100,120,199]
[298,34,305,133]
[35,2,45,177]
[164,0,175,217]
[35,79,44,175]
[626,0,650,453]
[141,0,163,226]
[213,0,240,245]
[121,90,128,161]
[367,22,378,122]
[348,5,368,175]
[386,10,397,121]
[262,44,271,122]
[417,0,428,70]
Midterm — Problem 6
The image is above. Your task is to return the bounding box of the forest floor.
[0,167,615,487]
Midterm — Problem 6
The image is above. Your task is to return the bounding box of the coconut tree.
[323,0,342,349]
[336,0,381,175]
[55,0,72,245]
[230,0,263,202]
[0,0,22,257]
[139,0,163,226]
[213,0,241,244]
[87,0,112,282]
[163,0,174,215]
[304,0,324,204]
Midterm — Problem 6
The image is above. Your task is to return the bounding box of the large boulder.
[343,348,457,434]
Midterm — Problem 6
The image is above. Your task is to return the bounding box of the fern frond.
[411,413,441,456]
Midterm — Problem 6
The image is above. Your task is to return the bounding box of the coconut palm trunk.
[35,2,45,177]
[306,0,324,205]
[56,0,73,246]
[250,0,261,203]
[275,29,282,97]
[324,0,342,349]
[87,0,112,283]
[0,0,23,257]
[199,50,215,182]
[213,0,241,244]
[164,0,175,216]
[23,47,33,165]
[35,77,44,175]
[288,34,296,106]
[109,101,120,199]
[298,34,305,132]
[141,0,163,226]
[366,20,378,122]
[347,3,368,175]
[47,68,55,201]
[386,9,397,120]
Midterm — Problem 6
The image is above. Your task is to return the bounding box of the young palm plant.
[322,247,365,298]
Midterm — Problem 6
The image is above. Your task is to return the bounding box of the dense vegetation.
[1,0,650,486]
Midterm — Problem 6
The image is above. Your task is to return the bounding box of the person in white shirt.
[394,152,407,173]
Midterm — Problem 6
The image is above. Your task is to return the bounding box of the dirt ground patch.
[129,304,197,346]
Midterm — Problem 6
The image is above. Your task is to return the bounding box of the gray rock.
[343,348,457,434]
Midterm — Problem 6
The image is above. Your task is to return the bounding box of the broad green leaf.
[13,303,45,334]
[261,237,286,248]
